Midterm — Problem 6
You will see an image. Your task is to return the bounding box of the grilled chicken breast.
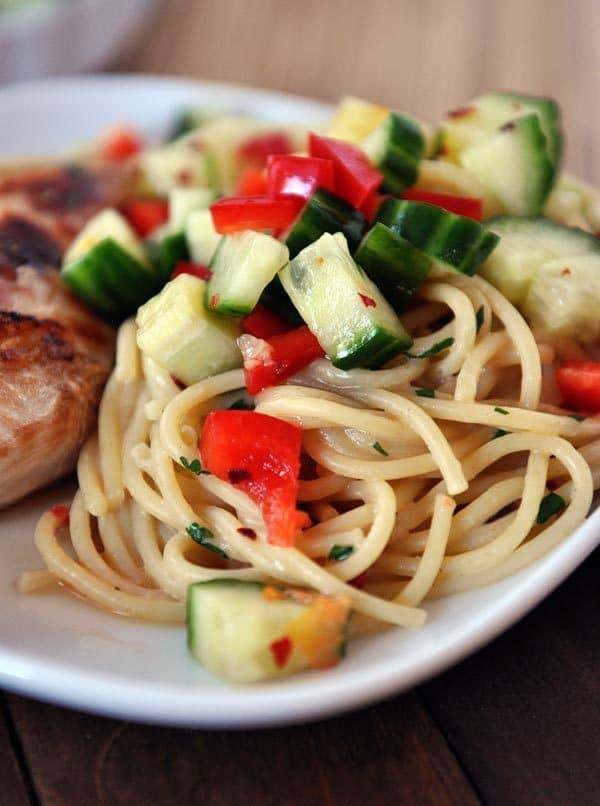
[0,160,131,508]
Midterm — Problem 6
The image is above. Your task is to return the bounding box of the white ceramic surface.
[0,74,598,728]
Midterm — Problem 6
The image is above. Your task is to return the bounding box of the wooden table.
[2,2,600,803]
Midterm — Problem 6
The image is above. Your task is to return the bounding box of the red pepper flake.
[176,169,193,185]
[500,121,516,132]
[50,504,70,528]
[314,256,325,267]
[237,527,257,540]
[358,292,377,308]
[447,105,475,118]
[188,139,205,153]
[512,102,522,111]
[228,467,252,483]
[269,635,293,668]
[209,293,220,309]
[560,267,572,276]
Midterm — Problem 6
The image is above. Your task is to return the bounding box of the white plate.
[0,75,598,728]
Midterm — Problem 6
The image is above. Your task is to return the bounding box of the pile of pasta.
[24,265,600,634]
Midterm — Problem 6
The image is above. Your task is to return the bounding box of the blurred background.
[1,0,599,180]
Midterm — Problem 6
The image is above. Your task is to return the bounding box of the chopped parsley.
[186,522,228,558]
[568,413,586,422]
[492,428,510,439]
[328,545,354,562]
[180,456,209,475]
[536,493,566,524]
[494,406,509,415]
[403,337,455,359]
[475,305,485,333]
[228,397,255,410]
[415,387,435,398]
[372,441,389,456]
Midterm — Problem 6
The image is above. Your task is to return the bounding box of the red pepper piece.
[171,261,212,281]
[121,199,169,238]
[241,304,294,339]
[308,132,383,209]
[267,155,335,199]
[234,166,268,196]
[200,410,304,546]
[238,131,293,166]
[239,325,325,395]
[555,360,600,413]
[269,635,293,667]
[210,195,304,234]
[50,504,70,528]
[401,188,483,221]
[99,124,142,161]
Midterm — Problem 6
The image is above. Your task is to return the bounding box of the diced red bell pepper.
[308,132,383,209]
[238,131,293,166]
[210,195,305,234]
[121,199,169,238]
[239,325,325,395]
[199,410,304,546]
[99,124,142,162]
[171,261,212,281]
[234,166,268,196]
[401,188,483,221]
[360,191,393,221]
[241,304,294,339]
[267,155,335,199]
[555,360,600,413]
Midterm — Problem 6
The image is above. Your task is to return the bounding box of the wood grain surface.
[2,2,600,804]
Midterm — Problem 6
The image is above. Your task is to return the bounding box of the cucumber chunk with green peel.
[285,187,367,258]
[375,199,499,275]
[460,115,554,216]
[185,208,223,266]
[362,112,428,193]
[186,579,351,683]
[480,216,600,341]
[169,187,219,231]
[279,232,413,369]
[354,223,433,311]
[62,209,159,321]
[440,92,562,215]
[139,130,218,195]
[206,231,289,316]
[136,273,242,385]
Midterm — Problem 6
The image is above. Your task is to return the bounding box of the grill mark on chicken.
[0,215,63,273]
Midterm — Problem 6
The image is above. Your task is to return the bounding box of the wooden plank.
[0,696,34,806]
[420,549,600,806]
[6,691,480,806]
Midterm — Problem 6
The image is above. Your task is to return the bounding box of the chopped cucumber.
[375,199,499,276]
[285,187,367,258]
[439,92,562,215]
[460,115,554,216]
[362,112,428,193]
[186,208,223,266]
[62,209,158,321]
[206,231,289,316]
[186,579,351,683]
[139,130,218,195]
[169,187,219,231]
[327,96,390,144]
[136,273,242,385]
[354,222,433,311]
[279,232,413,369]
[479,216,600,342]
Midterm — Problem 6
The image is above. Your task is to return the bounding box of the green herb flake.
[415,387,435,398]
[536,493,566,524]
[228,397,255,411]
[403,337,455,359]
[180,456,209,475]
[186,522,228,558]
[494,406,509,415]
[475,305,485,334]
[492,428,510,439]
[568,413,586,422]
[372,441,389,456]
[328,545,354,562]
